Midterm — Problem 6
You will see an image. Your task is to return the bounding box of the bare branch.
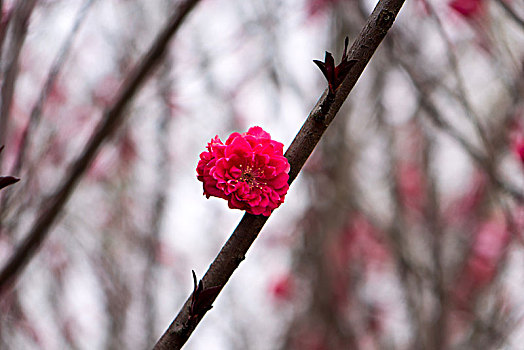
[0,0,202,295]
[153,0,406,348]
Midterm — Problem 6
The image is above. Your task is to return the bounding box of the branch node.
[314,92,335,124]
[313,37,357,94]
[377,10,395,31]
[235,255,245,266]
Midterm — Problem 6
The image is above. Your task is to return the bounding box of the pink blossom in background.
[443,171,486,225]
[48,82,68,107]
[269,273,295,302]
[397,162,425,214]
[414,0,431,17]
[197,126,290,216]
[509,118,524,166]
[117,130,138,170]
[514,138,524,165]
[453,218,509,308]
[92,75,120,107]
[290,328,328,350]
[449,0,485,19]
[306,0,341,18]
[333,215,389,272]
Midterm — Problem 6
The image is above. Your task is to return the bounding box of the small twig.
[143,61,175,346]
[417,82,524,202]
[0,0,38,169]
[0,1,13,66]
[153,0,406,348]
[385,37,524,202]
[12,0,97,176]
[424,0,494,160]
[0,0,96,216]
[0,0,202,295]
[420,123,448,350]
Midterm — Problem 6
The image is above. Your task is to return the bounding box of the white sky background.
[1,0,524,349]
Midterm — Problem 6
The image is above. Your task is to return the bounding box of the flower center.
[237,164,264,189]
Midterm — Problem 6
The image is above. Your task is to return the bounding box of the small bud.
[313,37,357,94]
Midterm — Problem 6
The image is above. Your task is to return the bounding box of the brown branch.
[424,0,494,160]
[152,0,407,348]
[0,0,202,295]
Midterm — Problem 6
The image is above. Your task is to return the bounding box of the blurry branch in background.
[11,0,97,177]
[0,0,38,167]
[0,0,202,295]
[0,146,19,191]
[153,0,406,348]
[494,0,524,29]
[379,18,522,348]
[423,0,494,158]
[0,0,12,62]
[0,0,97,215]
[420,122,447,350]
[142,60,176,347]
[376,84,428,348]
[384,35,524,203]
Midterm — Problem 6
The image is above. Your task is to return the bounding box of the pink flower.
[197,127,290,216]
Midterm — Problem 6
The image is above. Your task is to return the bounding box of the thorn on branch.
[235,255,245,266]
[189,270,221,321]
[0,146,20,190]
[313,37,357,95]
[0,176,19,190]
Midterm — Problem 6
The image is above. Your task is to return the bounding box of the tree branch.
[0,0,202,295]
[153,0,406,348]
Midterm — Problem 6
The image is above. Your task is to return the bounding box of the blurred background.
[0,0,523,349]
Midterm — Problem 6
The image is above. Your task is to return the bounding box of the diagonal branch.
[0,0,202,295]
[152,0,406,348]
